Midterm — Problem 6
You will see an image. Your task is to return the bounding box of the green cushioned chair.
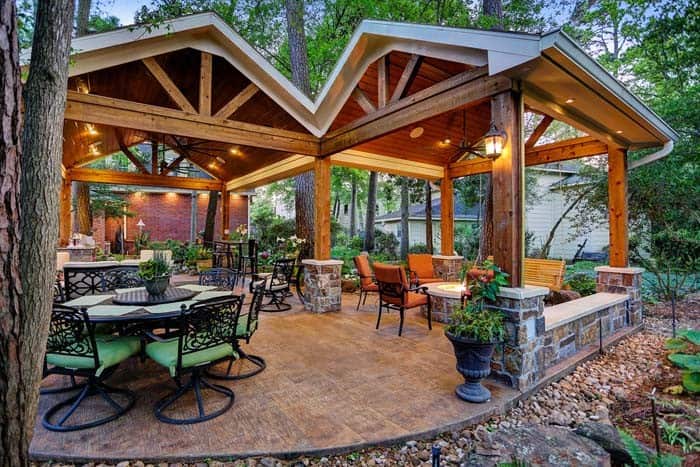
[206,281,266,380]
[41,304,139,432]
[257,258,295,312]
[145,295,244,424]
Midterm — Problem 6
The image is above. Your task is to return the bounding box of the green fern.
[618,429,683,467]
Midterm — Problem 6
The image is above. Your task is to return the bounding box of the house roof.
[376,196,480,222]
[55,12,677,145]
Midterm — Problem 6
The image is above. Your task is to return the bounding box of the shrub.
[331,245,361,275]
[408,243,429,253]
[374,230,399,258]
[565,272,597,296]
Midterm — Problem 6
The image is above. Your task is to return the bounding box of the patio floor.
[31,291,519,463]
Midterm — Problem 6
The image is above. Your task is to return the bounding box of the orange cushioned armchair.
[407,254,443,286]
[373,263,432,336]
[353,255,378,311]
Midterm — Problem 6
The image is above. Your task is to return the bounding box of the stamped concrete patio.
[31,292,519,463]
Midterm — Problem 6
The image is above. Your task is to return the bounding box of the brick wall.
[93,192,248,250]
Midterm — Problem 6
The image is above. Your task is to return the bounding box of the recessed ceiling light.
[208,162,216,169]
[615,130,624,134]
[229,147,241,155]
[215,156,226,164]
[442,138,451,145]
[85,123,98,136]
[565,98,576,104]
[409,127,424,139]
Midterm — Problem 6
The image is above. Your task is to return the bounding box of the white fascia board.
[539,30,678,143]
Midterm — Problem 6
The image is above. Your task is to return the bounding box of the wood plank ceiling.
[63,48,494,182]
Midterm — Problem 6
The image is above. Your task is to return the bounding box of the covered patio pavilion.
[41,12,676,461]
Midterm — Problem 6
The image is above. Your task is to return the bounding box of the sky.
[100,0,151,25]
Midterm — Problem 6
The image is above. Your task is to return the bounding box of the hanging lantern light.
[479,122,507,159]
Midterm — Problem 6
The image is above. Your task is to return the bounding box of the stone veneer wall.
[542,300,629,369]
[595,266,644,325]
[487,289,548,391]
[432,256,465,281]
[429,295,461,323]
[302,260,342,313]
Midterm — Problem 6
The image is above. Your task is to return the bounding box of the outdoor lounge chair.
[374,263,432,336]
[353,254,378,310]
[207,282,266,380]
[407,254,443,286]
[145,295,244,424]
[41,304,140,432]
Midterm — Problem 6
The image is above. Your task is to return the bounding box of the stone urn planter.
[445,331,498,403]
[143,274,171,296]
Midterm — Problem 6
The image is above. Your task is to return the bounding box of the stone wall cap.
[432,255,464,260]
[302,259,344,266]
[594,266,645,274]
[497,285,549,300]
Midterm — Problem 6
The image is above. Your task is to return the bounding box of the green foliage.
[660,420,700,454]
[455,222,479,260]
[447,260,508,342]
[134,230,150,253]
[679,329,700,346]
[250,203,296,254]
[138,256,170,280]
[408,244,429,254]
[668,354,700,372]
[373,230,399,259]
[666,330,700,393]
[331,245,361,275]
[185,246,212,267]
[618,429,683,467]
[564,272,597,296]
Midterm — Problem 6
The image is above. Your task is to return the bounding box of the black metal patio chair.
[41,304,140,432]
[199,267,239,289]
[256,258,295,312]
[207,281,266,380]
[145,295,244,424]
[103,266,144,291]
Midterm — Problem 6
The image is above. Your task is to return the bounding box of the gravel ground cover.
[35,298,698,467]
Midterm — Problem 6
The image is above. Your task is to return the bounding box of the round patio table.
[112,286,196,306]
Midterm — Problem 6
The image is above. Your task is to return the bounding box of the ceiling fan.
[444,109,482,163]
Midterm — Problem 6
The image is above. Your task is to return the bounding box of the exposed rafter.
[116,138,149,174]
[141,57,197,114]
[525,114,553,149]
[390,54,422,103]
[199,52,212,116]
[351,87,376,114]
[69,167,223,191]
[214,83,259,119]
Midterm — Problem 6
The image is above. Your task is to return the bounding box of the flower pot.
[445,331,497,403]
[143,274,171,296]
[196,259,212,271]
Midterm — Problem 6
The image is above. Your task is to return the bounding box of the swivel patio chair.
[207,282,266,380]
[256,258,296,312]
[374,263,432,336]
[41,304,140,432]
[103,266,144,291]
[199,267,239,289]
[407,254,443,286]
[145,295,244,424]
[239,238,258,283]
[353,254,378,310]
[212,242,235,270]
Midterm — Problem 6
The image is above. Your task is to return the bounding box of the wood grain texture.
[69,167,223,191]
[213,83,258,119]
[440,176,455,255]
[491,92,524,287]
[59,176,72,246]
[607,145,628,267]
[313,157,332,259]
[141,57,197,114]
[351,86,376,114]
[199,52,212,116]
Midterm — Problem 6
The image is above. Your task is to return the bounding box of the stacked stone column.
[595,266,644,325]
[432,255,464,281]
[302,259,343,313]
[486,287,549,390]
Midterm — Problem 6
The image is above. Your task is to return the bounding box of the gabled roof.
[54,12,677,147]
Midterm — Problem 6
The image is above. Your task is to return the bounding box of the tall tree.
[285,0,315,258]
[400,177,410,258]
[364,171,378,251]
[350,172,358,237]
[425,180,433,254]
[74,0,92,236]
[203,190,218,244]
[0,0,74,464]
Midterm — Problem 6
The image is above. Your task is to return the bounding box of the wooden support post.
[199,52,213,116]
[607,145,629,267]
[59,176,72,246]
[313,157,332,260]
[491,91,524,287]
[221,189,230,238]
[440,176,454,255]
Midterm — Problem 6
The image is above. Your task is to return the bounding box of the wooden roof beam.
[390,54,422,103]
[69,167,223,191]
[199,52,212,116]
[447,136,608,178]
[525,114,553,149]
[117,140,150,174]
[331,149,444,181]
[141,57,197,114]
[321,67,510,155]
[226,154,315,192]
[65,91,321,155]
[214,83,259,119]
[377,55,389,108]
[351,87,376,114]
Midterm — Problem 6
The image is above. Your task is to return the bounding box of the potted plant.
[195,247,213,272]
[445,260,508,403]
[138,253,171,296]
[229,224,248,241]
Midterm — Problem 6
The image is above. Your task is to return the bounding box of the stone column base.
[302,259,343,313]
[432,255,464,281]
[595,266,644,325]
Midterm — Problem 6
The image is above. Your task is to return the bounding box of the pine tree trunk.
[425,181,433,254]
[483,0,504,28]
[3,1,74,465]
[73,0,92,237]
[76,182,92,234]
[478,175,493,261]
[203,190,218,245]
[364,171,378,251]
[400,177,410,258]
[285,0,315,259]
[350,175,357,237]
[0,2,26,464]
